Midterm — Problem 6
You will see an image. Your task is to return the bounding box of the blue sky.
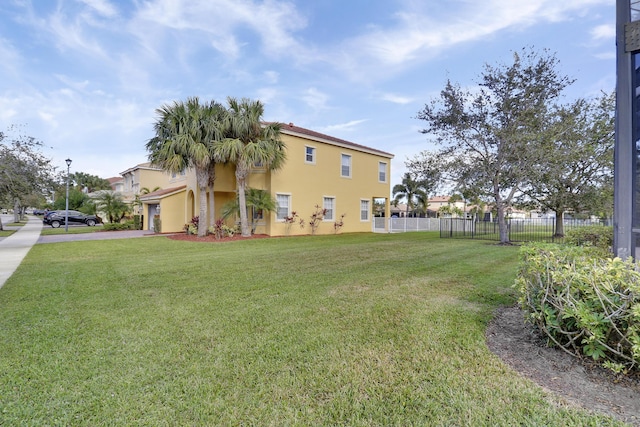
[0,0,615,187]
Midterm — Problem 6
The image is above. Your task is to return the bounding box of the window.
[305,146,316,164]
[341,154,351,177]
[323,197,335,221]
[360,200,370,221]
[276,194,290,220]
[378,162,387,182]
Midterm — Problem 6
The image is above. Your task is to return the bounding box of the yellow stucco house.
[133,123,394,235]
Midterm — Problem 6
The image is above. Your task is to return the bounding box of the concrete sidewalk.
[0,215,43,289]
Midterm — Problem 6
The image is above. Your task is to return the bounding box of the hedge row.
[515,243,640,373]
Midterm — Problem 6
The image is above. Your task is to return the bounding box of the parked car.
[1,208,7,214]
[33,209,46,215]
[43,210,98,228]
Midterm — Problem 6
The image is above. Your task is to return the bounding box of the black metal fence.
[440,218,611,243]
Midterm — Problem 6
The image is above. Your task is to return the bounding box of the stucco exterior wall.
[257,132,391,236]
[133,125,393,236]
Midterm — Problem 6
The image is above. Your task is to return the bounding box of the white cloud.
[590,24,615,41]
[47,9,109,58]
[263,70,280,84]
[256,87,279,105]
[78,0,118,18]
[132,0,308,61]
[302,87,329,110]
[0,38,23,78]
[323,119,369,133]
[334,0,613,78]
[54,75,91,92]
[593,51,616,60]
[380,93,413,105]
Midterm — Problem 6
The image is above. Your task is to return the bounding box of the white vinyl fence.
[372,217,441,233]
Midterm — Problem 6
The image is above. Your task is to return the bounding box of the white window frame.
[378,162,387,183]
[323,196,335,221]
[276,193,291,221]
[360,199,370,221]
[341,154,352,178]
[305,145,316,164]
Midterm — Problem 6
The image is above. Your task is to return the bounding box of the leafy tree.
[405,150,443,193]
[416,48,573,243]
[0,127,54,226]
[71,172,112,193]
[215,97,286,237]
[93,190,130,223]
[147,97,227,237]
[392,173,429,217]
[521,92,614,236]
[221,188,277,234]
[52,187,90,211]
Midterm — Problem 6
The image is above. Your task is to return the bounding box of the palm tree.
[93,190,129,223]
[215,97,286,237]
[221,188,277,234]
[146,97,226,237]
[392,173,429,217]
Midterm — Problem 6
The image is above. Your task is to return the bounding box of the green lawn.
[0,232,624,426]
[40,223,105,235]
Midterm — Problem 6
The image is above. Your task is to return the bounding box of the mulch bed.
[486,306,640,425]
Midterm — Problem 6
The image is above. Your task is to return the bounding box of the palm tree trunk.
[196,167,209,237]
[208,163,216,228]
[236,164,251,237]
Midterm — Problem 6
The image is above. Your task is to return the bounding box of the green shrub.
[103,222,134,231]
[515,243,640,373]
[564,225,613,253]
[153,215,161,233]
[133,215,142,230]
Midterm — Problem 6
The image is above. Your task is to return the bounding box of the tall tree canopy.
[147,97,227,237]
[521,92,614,235]
[416,48,573,244]
[215,97,286,237]
[0,127,54,225]
[71,172,112,193]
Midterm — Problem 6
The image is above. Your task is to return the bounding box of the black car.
[43,210,98,228]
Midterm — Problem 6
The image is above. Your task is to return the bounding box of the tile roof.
[274,122,394,158]
[139,185,187,200]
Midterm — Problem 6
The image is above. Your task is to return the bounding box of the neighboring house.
[390,203,436,218]
[120,162,175,215]
[427,196,467,217]
[136,123,394,235]
[107,177,124,193]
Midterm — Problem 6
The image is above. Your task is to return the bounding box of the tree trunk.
[13,198,20,223]
[554,210,564,237]
[236,164,251,237]
[208,184,215,228]
[208,163,216,228]
[196,166,209,237]
[496,203,510,244]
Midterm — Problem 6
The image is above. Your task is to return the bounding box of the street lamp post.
[65,158,72,232]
